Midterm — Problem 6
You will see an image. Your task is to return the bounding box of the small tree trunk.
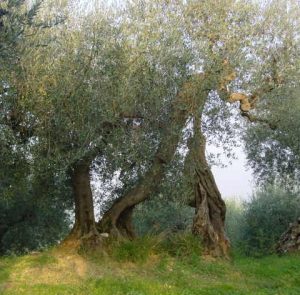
[66,161,101,248]
[186,124,230,258]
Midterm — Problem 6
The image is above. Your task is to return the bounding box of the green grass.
[0,237,299,295]
[111,235,159,263]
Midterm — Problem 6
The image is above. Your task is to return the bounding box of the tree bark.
[116,206,136,239]
[276,218,300,254]
[98,76,208,237]
[66,161,101,247]
[186,121,230,258]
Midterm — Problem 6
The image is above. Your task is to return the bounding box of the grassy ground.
[0,236,299,295]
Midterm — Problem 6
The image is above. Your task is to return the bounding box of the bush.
[0,171,72,255]
[237,186,300,256]
[0,195,71,255]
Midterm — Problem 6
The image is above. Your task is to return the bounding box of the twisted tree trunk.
[98,76,207,237]
[186,120,230,257]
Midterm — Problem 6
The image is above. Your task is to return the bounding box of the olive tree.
[4,0,300,256]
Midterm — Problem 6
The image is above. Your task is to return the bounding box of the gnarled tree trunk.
[186,120,230,257]
[65,161,101,248]
[98,76,208,238]
[276,218,300,254]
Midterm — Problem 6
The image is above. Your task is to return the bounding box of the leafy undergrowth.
[0,235,300,295]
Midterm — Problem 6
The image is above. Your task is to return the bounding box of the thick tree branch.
[220,56,283,130]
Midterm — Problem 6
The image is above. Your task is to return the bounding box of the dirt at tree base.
[276,218,300,254]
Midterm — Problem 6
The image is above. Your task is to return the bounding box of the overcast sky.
[208,145,254,200]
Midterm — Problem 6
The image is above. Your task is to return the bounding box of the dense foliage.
[225,186,300,256]
[0,147,72,254]
[241,186,300,256]
[0,186,71,255]
[0,0,72,254]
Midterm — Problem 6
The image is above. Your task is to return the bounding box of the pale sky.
[208,145,254,200]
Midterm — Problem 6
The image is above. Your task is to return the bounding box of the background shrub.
[225,186,300,256]
[225,198,245,250]
[133,198,193,236]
